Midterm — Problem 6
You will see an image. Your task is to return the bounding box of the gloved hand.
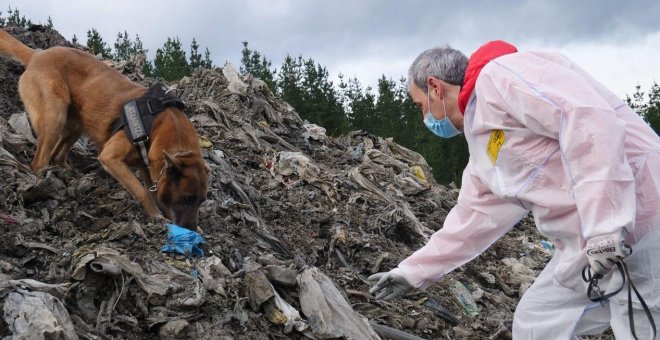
[368,268,414,301]
[585,230,632,277]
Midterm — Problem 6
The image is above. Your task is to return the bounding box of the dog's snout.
[175,213,199,230]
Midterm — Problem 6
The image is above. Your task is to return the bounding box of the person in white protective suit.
[367,40,660,339]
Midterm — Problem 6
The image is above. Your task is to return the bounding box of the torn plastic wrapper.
[160,224,205,257]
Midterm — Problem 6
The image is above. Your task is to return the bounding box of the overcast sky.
[5,0,660,99]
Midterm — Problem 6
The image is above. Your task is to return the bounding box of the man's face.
[409,80,465,131]
[409,82,441,120]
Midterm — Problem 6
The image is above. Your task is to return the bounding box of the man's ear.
[427,77,438,96]
[426,76,435,87]
[427,77,444,100]
[163,150,182,174]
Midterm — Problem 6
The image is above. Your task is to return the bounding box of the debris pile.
[0,25,559,339]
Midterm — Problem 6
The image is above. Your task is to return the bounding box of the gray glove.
[585,230,632,277]
[368,268,414,301]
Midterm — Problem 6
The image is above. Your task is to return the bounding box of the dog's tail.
[0,29,36,65]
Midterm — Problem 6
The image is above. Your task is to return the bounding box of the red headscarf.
[458,40,518,114]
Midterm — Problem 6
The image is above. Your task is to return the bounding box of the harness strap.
[582,260,657,339]
[112,83,185,168]
[136,139,150,167]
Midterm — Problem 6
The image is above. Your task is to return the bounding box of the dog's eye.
[183,196,196,207]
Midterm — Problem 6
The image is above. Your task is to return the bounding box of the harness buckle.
[133,135,149,143]
[146,98,164,114]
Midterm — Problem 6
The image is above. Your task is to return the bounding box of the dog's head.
[156,151,209,230]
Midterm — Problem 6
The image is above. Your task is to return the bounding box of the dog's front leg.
[98,141,163,220]
[137,164,169,218]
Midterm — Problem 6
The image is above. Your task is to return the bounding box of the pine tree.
[130,34,154,77]
[626,85,646,113]
[141,61,154,78]
[132,34,147,56]
[86,28,112,59]
[627,83,660,135]
[113,31,149,62]
[374,76,403,139]
[646,83,660,134]
[71,34,79,45]
[337,74,349,112]
[154,37,190,81]
[203,48,213,68]
[189,38,203,69]
[240,41,276,91]
[278,54,304,109]
[300,59,346,135]
[46,16,53,29]
[6,7,32,28]
[343,77,376,131]
[113,30,133,61]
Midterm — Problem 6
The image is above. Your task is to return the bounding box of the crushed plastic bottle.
[449,279,480,317]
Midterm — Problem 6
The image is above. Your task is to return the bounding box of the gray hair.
[408,46,468,93]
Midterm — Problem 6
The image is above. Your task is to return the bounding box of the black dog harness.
[113,83,185,167]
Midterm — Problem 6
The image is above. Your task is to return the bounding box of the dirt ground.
[0,25,614,340]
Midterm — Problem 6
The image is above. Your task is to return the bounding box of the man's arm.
[398,163,528,289]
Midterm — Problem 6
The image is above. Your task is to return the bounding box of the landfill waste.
[449,279,480,317]
[161,224,205,257]
[0,25,614,339]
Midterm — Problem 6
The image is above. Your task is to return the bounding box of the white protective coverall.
[396,50,660,339]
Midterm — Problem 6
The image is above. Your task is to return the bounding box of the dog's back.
[12,46,144,148]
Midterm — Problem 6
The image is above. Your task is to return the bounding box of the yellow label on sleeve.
[487,129,505,164]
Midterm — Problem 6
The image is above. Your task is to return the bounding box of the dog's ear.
[163,150,182,174]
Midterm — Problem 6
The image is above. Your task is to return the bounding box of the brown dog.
[0,29,208,229]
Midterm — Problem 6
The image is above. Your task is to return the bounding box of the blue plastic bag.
[160,224,204,257]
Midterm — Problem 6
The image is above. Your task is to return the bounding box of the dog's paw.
[148,214,171,225]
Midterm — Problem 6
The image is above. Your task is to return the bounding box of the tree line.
[80,29,213,82]
[2,8,658,185]
[1,7,214,82]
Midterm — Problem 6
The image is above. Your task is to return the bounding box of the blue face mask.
[424,87,462,138]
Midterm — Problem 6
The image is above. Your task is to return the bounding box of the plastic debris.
[243,260,307,333]
[409,165,427,183]
[302,123,327,141]
[423,296,460,324]
[222,62,248,95]
[160,224,205,257]
[298,266,379,340]
[540,240,554,250]
[449,279,480,317]
[4,289,77,340]
[269,151,321,188]
[199,135,213,149]
[351,142,365,159]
